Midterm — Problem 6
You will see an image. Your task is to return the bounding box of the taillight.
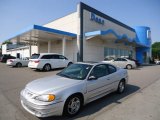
[34,60,39,63]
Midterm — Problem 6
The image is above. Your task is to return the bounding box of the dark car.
[126,58,141,66]
[0,54,16,63]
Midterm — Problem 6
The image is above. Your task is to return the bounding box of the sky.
[0,0,159,43]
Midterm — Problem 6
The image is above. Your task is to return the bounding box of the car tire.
[63,95,82,117]
[16,62,22,68]
[117,80,126,94]
[67,62,73,67]
[126,64,132,69]
[43,64,51,71]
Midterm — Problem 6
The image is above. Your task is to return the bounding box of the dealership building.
[2,2,151,64]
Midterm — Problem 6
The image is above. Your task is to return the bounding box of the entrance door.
[143,52,147,64]
[17,53,20,58]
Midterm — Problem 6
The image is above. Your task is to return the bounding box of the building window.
[147,30,151,39]
[104,48,130,58]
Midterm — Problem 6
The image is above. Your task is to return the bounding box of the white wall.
[84,38,136,62]
[31,46,38,55]
[3,45,38,58]
[83,10,136,62]
[6,47,30,58]
[44,12,78,34]
[37,40,77,62]
[2,44,7,54]
[83,10,136,38]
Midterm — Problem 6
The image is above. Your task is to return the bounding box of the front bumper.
[20,94,64,117]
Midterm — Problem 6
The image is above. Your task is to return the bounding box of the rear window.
[30,54,40,59]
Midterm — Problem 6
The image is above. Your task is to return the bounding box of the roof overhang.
[85,29,149,48]
[5,25,77,45]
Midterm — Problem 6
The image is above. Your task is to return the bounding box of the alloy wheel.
[67,97,81,115]
[44,64,51,71]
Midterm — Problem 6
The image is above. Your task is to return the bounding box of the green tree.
[2,40,12,45]
[152,42,160,59]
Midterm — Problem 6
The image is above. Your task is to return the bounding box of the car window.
[52,55,59,59]
[31,54,40,59]
[108,65,117,74]
[59,55,67,59]
[41,55,53,59]
[57,64,93,80]
[104,57,114,61]
[90,64,109,78]
[114,58,122,61]
[121,58,127,61]
[10,56,16,59]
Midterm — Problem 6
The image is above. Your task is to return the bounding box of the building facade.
[2,2,151,64]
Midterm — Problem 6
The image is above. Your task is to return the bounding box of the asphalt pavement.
[0,63,160,120]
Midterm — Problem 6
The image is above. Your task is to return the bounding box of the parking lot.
[0,63,160,120]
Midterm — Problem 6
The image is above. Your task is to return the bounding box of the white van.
[28,53,72,71]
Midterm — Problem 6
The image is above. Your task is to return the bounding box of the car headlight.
[34,94,55,102]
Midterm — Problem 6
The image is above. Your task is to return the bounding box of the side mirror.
[88,76,97,80]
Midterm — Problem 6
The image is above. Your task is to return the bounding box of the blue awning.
[4,25,77,42]
[85,29,149,48]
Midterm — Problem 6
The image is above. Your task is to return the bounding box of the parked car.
[155,60,160,65]
[121,57,141,66]
[20,62,128,117]
[0,54,16,63]
[102,58,136,69]
[6,57,29,67]
[28,53,72,71]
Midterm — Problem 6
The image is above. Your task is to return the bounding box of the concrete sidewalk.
[0,91,29,120]
[93,79,160,120]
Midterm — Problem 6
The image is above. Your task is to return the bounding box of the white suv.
[28,53,72,71]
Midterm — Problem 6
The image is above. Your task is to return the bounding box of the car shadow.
[11,66,28,68]
[39,84,140,120]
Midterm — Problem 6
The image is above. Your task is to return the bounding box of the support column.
[62,37,66,56]
[37,42,40,53]
[29,45,31,57]
[48,41,51,53]
[77,3,83,62]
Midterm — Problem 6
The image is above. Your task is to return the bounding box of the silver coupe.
[20,62,128,117]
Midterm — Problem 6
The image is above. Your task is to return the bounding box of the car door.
[107,64,119,89]
[41,55,52,68]
[51,55,60,68]
[58,55,68,67]
[86,64,113,101]
[113,58,126,68]
[119,58,128,68]
[23,58,29,66]
[113,58,121,67]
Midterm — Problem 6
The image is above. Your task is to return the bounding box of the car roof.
[76,61,116,66]
[38,53,63,56]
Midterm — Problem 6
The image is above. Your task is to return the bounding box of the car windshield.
[104,57,114,61]
[57,64,93,80]
[30,54,40,59]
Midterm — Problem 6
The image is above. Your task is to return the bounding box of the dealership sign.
[90,12,105,25]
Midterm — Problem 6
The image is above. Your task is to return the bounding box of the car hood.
[26,75,82,94]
